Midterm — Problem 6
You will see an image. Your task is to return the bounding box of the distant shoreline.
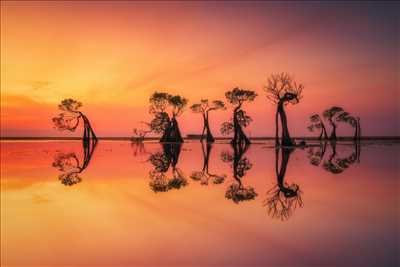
[1,136,399,141]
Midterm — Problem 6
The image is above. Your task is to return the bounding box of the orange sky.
[1,1,399,137]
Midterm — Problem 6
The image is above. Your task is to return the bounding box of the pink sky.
[1,1,399,137]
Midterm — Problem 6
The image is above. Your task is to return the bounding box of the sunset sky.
[1,1,399,137]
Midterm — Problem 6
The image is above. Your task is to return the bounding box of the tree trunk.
[276,147,297,196]
[205,112,215,143]
[200,114,206,142]
[318,128,323,140]
[275,108,280,146]
[160,117,171,143]
[170,116,184,143]
[329,119,337,140]
[161,116,184,143]
[231,105,250,146]
[353,122,358,141]
[277,147,292,187]
[321,123,328,140]
[278,102,294,147]
[203,142,212,173]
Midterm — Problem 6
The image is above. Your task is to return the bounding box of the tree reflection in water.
[321,141,360,174]
[190,142,226,185]
[307,141,328,166]
[221,143,257,203]
[148,143,188,192]
[52,138,97,186]
[264,147,303,221]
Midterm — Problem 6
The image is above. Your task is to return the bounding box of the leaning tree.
[220,88,257,146]
[307,114,328,140]
[53,99,98,148]
[322,106,344,140]
[190,99,225,143]
[336,112,358,140]
[149,92,188,143]
[265,73,304,147]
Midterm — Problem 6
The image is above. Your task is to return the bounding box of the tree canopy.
[150,91,188,117]
[225,87,257,106]
[264,72,303,105]
[53,98,83,132]
[190,99,225,113]
[323,106,344,120]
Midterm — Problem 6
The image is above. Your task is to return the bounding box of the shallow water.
[1,140,399,267]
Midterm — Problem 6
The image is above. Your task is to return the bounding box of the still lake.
[1,140,399,267]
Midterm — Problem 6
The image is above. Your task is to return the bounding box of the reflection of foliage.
[322,142,359,174]
[53,152,82,186]
[148,144,188,193]
[222,143,257,203]
[52,139,97,186]
[225,183,257,204]
[264,183,303,221]
[190,143,226,185]
[307,142,327,166]
[264,148,303,220]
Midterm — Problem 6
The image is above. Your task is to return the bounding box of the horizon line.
[1,136,400,141]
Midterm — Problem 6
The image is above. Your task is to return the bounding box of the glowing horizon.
[1,1,399,137]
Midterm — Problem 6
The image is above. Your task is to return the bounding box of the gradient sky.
[1,1,399,137]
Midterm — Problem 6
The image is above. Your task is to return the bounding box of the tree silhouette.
[221,143,257,203]
[264,73,304,147]
[336,112,361,141]
[149,92,188,143]
[53,99,98,144]
[148,143,187,192]
[191,99,225,143]
[264,147,303,221]
[322,106,344,140]
[221,88,257,146]
[307,114,328,140]
[190,142,226,185]
[52,139,97,186]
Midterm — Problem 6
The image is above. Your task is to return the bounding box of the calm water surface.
[1,140,399,267]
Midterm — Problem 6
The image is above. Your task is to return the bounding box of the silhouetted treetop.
[169,95,188,116]
[190,99,225,113]
[323,106,344,120]
[225,87,257,106]
[52,99,97,142]
[265,72,303,105]
[150,91,188,117]
[58,98,83,113]
[336,112,357,127]
[149,92,170,113]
